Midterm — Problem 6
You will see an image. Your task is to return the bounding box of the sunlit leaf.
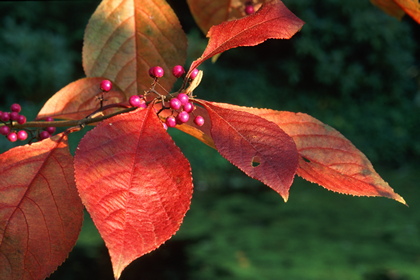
[228,105,407,205]
[189,0,304,72]
[199,101,298,201]
[393,0,420,23]
[370,0,405,19]
[37,77,126,120]
[83,0,187,96]
[74,106,193,279]
[0,133,84,280]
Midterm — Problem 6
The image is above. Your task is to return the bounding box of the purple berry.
[194,115,205,126]
[100,80,112,92]
[169,98,182,110]
[17,130,28,141]
[177,111,190,123]
[149,66,164,78]
[183,102,194,113]
[245,4,255,15]
[1,112,10,122]
[10,112,19,121]
[17,115,26,125]
[39,131,50,140]
[7,132,17,142]
[165,116,177,128]
[128,95,146,108]
[190,68,199,80]
[0,125,11,136]
[45,117,54,122]
[172,65,185,78]
[177,93,189,105]
[10,103,22,113]
[45,126,56,134]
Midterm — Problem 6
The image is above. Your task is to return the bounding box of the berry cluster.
[39,117,56,140]
[0,103,28,142]
[164,93,204,128]
[148,65,199,81]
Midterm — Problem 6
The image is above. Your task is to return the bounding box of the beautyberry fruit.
[10,112,19,121]
[194,115,205,126]
[100,79,112,92]
[177,93,189,105]
[10,103,21,113]
[45,126,56,134]
[172,65,185,78]
[45,117,54,122]
[17,130,28,141]
[245,4,255,15]
[149,66,164,78]
[190,68,199,80]
[1,112,10,122]
[177,111,190,123]
[162,122,168,130]
[169,98,182,110]
[0,125,11,136]
[39,131,50,140]
[165,116,177,128]
[17,115,26,125]
[129,95,146,108]
[183,102,194,113]
[7,132,18,142]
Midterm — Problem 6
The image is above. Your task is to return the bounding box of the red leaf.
[199,101,298,201]
[74,106,193,279]
[37,77,126,120]
[228,105,406,205]
[189,0,304,72]
[83,0,187,97]
[0,133,84,279]
[186,0,266,35]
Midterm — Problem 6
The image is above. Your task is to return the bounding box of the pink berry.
[162,122,168,130]
[129,95,147,108]
[100,80,112,92]
[45,126,56,134]
[169,98,182,110]
[39,131,50,140]
[0,125,11,136]
[177,93,189,105]
[245,4,255,15]
[183,102,194,113]
[177,111,190,123]
[194,115,205,126]
[172,65,185,78]
[10,103,21,113]
[165,116,177,128]
[149,66,164,78]
[1,112,10,122]
[45,117,54,122]
[17,130,28,141]
[10,112,19,121]
[17,115,26,125]
[190,68,199,80]
[7,132,17,142]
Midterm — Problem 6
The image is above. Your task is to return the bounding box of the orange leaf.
[82,0,187,97]
[37,77,126,120]
[370,0,406,19]
[199,101,298,201]
[74,106,193,279]
[189,0,304,72]
[228,105,406,205]
[187,0,266,35]
[0,133,84,279]
[393,0,420,23]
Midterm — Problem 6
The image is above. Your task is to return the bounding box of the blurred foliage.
[1,1,419,280]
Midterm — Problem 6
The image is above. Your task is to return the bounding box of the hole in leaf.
[251,156,261,167]
[302,156,311,163]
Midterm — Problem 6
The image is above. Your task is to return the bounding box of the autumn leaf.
[198,101,298,201]
[371,0,420,23]
[74,106,193,279]
[82,0,187,97]
[225,105,406,205]
[187,0,266,35]
[189,0,304,72]
[0,133,84,280]
[37,77,126,120]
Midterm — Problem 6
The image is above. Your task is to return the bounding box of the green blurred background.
[1,1,419,279]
